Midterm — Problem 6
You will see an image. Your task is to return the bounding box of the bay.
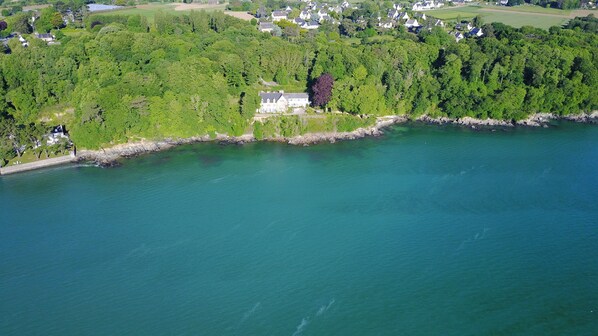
[1,123,597,335]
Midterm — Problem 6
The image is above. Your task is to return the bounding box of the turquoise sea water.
[1,123,597,335]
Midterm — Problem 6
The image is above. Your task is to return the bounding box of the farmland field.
[89,2,228,22]
[423,4,595,29]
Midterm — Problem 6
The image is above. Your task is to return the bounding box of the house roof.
[36,33,53,39]
[285,93,309,100]
[260,92,308,103]
[259,22,275,29]
[51,125,66,134]
[260,92,283,103]
[471,27,483,35]
[272,10,288,16]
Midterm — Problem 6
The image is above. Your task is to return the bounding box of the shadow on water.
[197,154,223,168]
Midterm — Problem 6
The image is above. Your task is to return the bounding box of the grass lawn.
[424,4,591,29]
[6,149,70,166]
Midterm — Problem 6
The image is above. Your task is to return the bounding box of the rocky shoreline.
[417,111,598,128]
[69,112,598,166]
[75,116,408,165]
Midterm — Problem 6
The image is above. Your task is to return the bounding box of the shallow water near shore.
[1,122,597,335]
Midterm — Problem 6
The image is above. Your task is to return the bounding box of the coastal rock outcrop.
[286,115,407,145]
[76,134,255,165]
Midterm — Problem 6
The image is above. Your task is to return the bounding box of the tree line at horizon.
[0,10,597,164]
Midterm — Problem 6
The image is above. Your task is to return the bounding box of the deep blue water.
[1,123,597,335]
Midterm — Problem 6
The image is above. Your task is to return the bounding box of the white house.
[300,10,311,20]
[259,22,275,33]
[434,19,445,27]
[18,35,28,47]
[398,12,410,21]
[46,125,69,145]
[456,22,473,31]
[378,20,394,29]
[271,10,288,22]
[453,31,464,42]
[404,19,420,28]
[302,20,320,29]
[470,27,483,37]
[35,33,55,42]
[415,12,427,21]
[258,91,310,113]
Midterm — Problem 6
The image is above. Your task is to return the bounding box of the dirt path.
[224,11,254,20]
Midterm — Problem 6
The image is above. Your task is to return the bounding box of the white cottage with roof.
[258,91,310,113]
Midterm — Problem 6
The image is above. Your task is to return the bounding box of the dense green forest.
[0,10,597,164]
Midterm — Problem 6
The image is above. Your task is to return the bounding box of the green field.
[424,4,594,29]
[89,3,228,22]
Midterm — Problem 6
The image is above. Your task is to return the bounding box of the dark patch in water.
[198,154,223,167]
[151,155,172,165]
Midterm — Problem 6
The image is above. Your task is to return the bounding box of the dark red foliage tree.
[0,21,7,31]
[312,73,334,107]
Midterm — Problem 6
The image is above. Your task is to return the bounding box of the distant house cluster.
[452,22,483,41]
[254,0,485,42]
[412,1,444,11]
[258,1,352,33]
[379,4,444,31]
[258,91,310,113]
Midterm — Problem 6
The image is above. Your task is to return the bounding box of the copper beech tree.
[312,73,334,107]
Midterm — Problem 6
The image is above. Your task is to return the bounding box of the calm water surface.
[1,123,597,335]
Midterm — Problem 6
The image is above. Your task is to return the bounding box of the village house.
[258,91,310,113]
[453,31,465,42]
[46,125,69,145]
[404,19,420,29]
[258,22,275,33]
[35,33,55,42]
[398,12,410,21]
[434,19,445,27]
[412,1,443,10]
[456,22,473,31]
[469,27,484,37]
[18,35,28,47]
[271,10,288,22]
[300,10,311,20]
[388,9,400,20]
[414,12,427,21]
[303,20,321,29]
[378,20,394,29]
